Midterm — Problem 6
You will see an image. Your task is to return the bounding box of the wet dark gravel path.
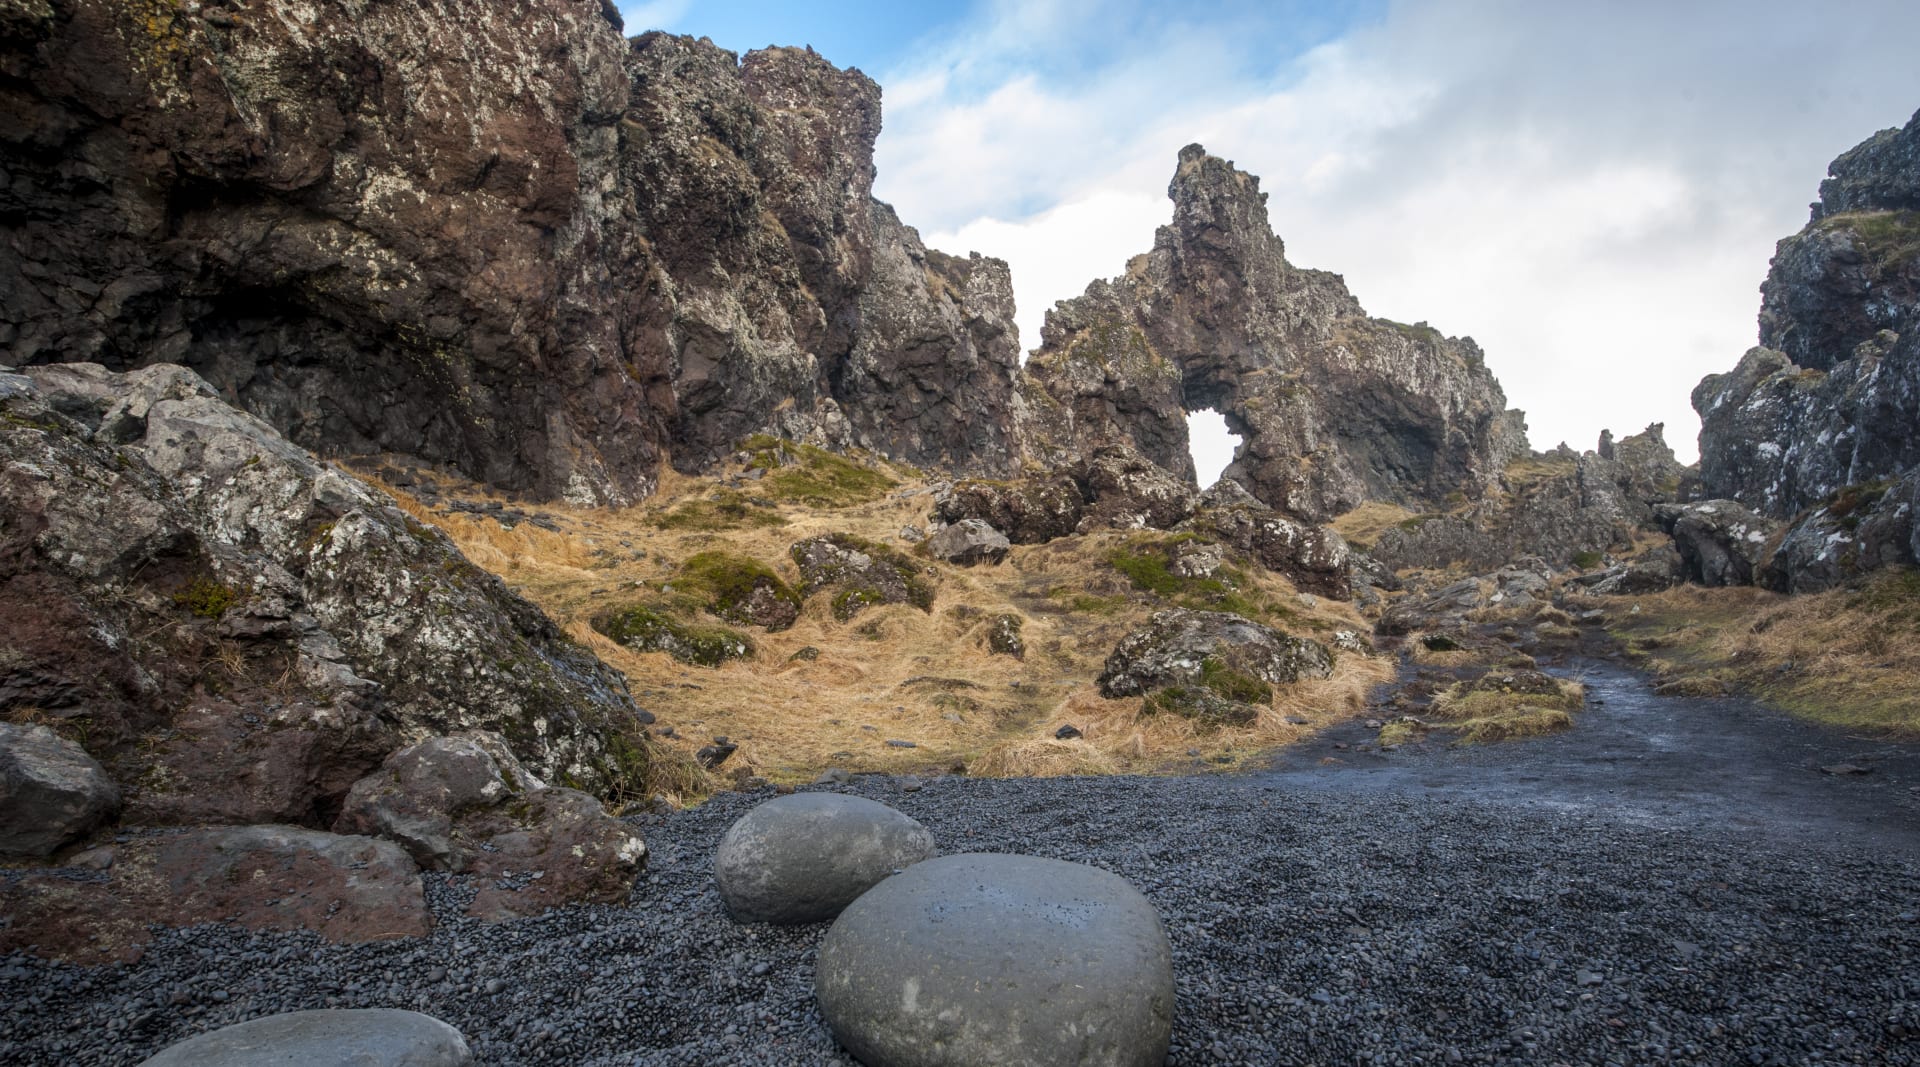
[5,664,1920,1066]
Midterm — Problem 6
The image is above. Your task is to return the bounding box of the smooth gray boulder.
[926,518,1011,566]
[815,852,1175,1067]
[715,793,935,924]
[138,1009,472,1066]
[0,722,120,857]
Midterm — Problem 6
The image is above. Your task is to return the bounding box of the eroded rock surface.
[0,826,429,964]
[0,363,662,829]
[1098,608,1333,699]
[1697,110,1920,522]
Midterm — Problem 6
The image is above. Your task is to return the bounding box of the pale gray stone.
[137,1008,471,1066]
[815,852,1175,1067]
[715,793,934,924]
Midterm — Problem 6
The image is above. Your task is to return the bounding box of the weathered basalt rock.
[0,0,665,505]
[1098,608,1333,699]
[0,722,121,857]
[0,364,664,831]
[932,474,1086,544]
[1656,501,1780,588]
[1018,145,1527,521]
[0,825,429,964]
[790,533,934,621]
[622,35,1023,476]
[1697,109,1920,521]
[1369,426,1684,572]
[2,9,1023,504]
[1756,472,1920,593]
[925,519,1011,566]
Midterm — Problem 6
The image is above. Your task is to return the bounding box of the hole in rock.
[1186,408,1241,489]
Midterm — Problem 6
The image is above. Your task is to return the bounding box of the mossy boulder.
[790,533,934,622]
[986,613,1025,659]
[673,551,802,631]
[1098,608,1332,705]
[932,475,1085,544]
[590,606,753,667]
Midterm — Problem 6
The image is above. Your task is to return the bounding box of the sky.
[622,0,1920,483]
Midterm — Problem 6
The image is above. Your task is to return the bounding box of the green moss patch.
[740,436,897,508]
[175,576,239,619]
[671,551,802,630]
[590,605,754,667]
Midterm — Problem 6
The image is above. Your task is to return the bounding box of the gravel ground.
[4,773,1918,1066]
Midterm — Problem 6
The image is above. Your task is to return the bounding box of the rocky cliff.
[1697,108,1920,517]
[624,35,1023,475]
[0,2,1020,505]
[1018,145,1527,522]
[1691,108,1920,590]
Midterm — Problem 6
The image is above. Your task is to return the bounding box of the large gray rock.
[815,852,1174,1067]
[0,363,666,828]
[715,793,935,924]
[1657,500,1779,587]
[926,519,1011,567]
[138,1009,471,1067]
[0,723,120,857]
[334,732,647,920]
[1098,608,1333,699]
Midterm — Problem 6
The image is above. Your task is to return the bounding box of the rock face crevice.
[1019,144,1527,522]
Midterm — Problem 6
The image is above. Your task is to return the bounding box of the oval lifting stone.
[815,852,1175,1067]
[137,1008,473,1066]
[714,792,935,924]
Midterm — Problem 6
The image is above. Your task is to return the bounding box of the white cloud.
[618,0,690,34]
[876,0,1920,465]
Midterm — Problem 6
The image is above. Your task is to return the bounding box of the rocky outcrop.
[0,362,665,829]
[625,36,1024,476]
[1697,109,1920,519]
[1755,471,1920,593]
[0,722,121,857]
[1656,501,1780,588]
[1098,608,1333,700]
[1018,145,1527,521]
[0,0,666,505]
[331,731,647,919]
[1,6,1022,505]
[1369,425,1686,572]
[789,533,935,621]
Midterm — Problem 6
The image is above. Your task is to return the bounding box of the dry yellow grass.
[354,456,1394,788]
[1328,501,1418,552]
[1591,570,1920,735]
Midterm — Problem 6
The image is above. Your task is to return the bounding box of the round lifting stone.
[714,792,935,924]
[137,1008,474,1067]
[815,852,1175,1067]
